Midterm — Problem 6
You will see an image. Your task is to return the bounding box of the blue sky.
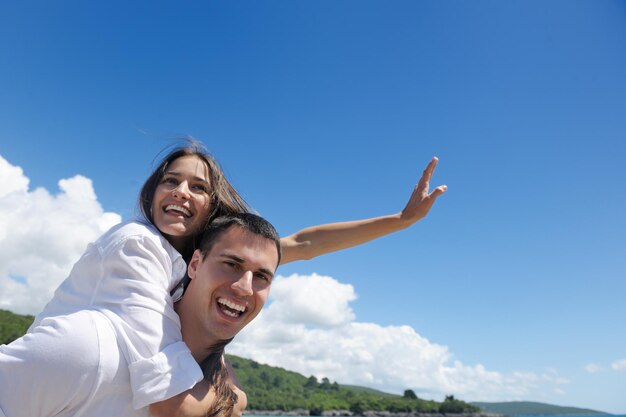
[1,0,625,413]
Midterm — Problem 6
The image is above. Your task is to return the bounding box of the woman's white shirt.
[1,310,150,417]
[29,219,203,409]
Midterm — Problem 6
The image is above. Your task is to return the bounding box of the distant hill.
[228,354,479,414]
[471,401,609,416]
[0,309,34,344]
[339,384,400,397]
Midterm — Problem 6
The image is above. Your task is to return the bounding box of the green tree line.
[0,309,34,344]
[228,355,479,414]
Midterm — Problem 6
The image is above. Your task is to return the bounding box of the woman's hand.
[399,157,448,225]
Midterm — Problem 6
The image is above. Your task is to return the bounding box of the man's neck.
[174,300,220,363]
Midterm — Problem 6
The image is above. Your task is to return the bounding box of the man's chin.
[212,322,243,342]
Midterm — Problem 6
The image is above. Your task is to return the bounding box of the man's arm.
[279,157,447,264]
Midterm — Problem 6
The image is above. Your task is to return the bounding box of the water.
[518,415,626,417]
[246,415,626,417]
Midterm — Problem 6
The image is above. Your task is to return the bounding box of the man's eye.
[255,273,270,282]
[224,261,239,269]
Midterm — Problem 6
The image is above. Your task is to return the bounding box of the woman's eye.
[162,177,178,186]
[192,184,208,193]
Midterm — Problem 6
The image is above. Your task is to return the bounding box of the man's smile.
[217,297,247,318]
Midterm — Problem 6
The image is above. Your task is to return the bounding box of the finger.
[429,185,448,199]
[422,157,438,177]
[417,157,439,190]
[430,156,439,170]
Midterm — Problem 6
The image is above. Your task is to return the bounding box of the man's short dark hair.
[199,212,282,266]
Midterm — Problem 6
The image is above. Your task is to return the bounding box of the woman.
[28,140,447,416]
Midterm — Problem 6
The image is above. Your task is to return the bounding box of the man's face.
[184,225,278,344]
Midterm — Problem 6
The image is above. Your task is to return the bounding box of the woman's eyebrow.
[164,171,209,183]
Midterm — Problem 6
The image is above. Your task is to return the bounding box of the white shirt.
[29,219,203,409]
[1,310,149,417]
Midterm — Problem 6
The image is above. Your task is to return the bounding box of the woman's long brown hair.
[139,139,251,260]
[200,339,238,417]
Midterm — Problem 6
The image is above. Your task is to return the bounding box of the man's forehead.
[209,226,278,267]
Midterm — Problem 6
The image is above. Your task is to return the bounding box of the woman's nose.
[172,181,191,199]
[231,271,253,296]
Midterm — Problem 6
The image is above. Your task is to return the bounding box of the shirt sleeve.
[0,312,103,416]
[95,234,203,409]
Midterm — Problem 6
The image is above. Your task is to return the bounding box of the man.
[0,213,280,417]
[151,213,281,417]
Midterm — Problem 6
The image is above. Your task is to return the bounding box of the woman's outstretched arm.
[279,157,447,264]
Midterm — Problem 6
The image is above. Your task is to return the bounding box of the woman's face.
[151,155,213,252]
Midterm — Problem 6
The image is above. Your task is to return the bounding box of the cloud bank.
[229,273,567,402]
[0,155,121,314]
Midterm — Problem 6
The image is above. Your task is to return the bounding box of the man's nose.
[231,271,253,296]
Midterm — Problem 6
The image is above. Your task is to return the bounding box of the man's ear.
[187,249,203,280]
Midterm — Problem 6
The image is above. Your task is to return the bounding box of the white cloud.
[0,156,29,199]
[585,363,604,374]
[0,155,121,315]
[264,273,356,326]
[228,273,565,402]
[611,359,626,371]
[541,368,570,385]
